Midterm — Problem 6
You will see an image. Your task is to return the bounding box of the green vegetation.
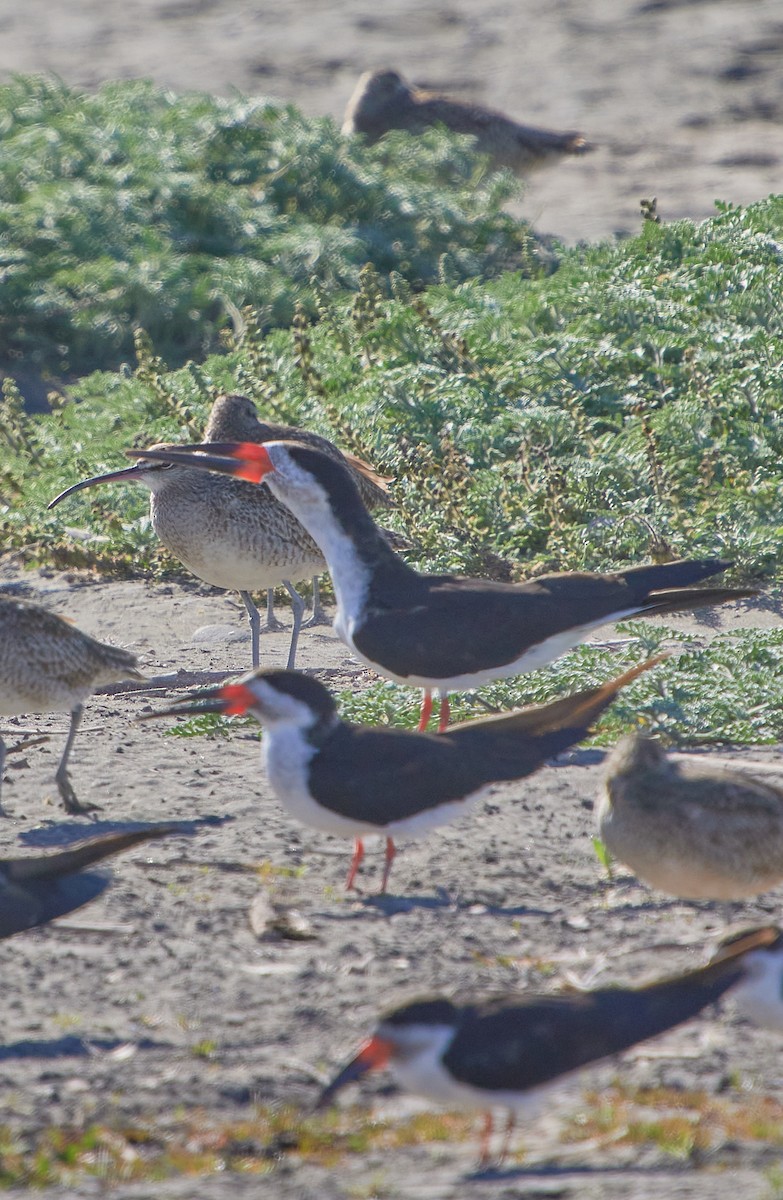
[2,75,783,745]
[0,76,527,379]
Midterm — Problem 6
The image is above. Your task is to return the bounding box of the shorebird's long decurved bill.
[47,462,158,509]
[315,1036,393,1110]
[128,442,274,485]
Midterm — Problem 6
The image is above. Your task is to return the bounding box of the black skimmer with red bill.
[144,656,661,893]
[129,439,756,731]
[316,926,778,1166]
[710,925,783,1032]
[0,826,182,938]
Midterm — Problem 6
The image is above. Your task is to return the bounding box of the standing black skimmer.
[0,826,181,938]
[598,735,783,900]
[145,657,661,893]
[316,926,778,1165]
[0,596,143,814]
[129,439,755,731]
[710,926,783,1032]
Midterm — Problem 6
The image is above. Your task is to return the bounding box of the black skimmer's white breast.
[0,596,143,814]
[598,735,783,900]
[146,656,661,892]
[0,826,182,937]
[129,439,755,731]
[317,926,778,1164]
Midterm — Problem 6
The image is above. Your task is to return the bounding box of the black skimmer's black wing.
[0,826,181,937]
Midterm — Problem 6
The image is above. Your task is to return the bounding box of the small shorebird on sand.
[129,439,755,732]
[0,596,142,814]
[598,734,783,900]
[317,926,776,1166]
[203,392,392,630]
[710,926,783,1031]
[342,68,593,172]
[145,657,660,893]
[50,397,392,671]
[0,826,181,938]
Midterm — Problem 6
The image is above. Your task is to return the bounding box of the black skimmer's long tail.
[598,734,783,900]
[143,656,662,893]
[128,440,756,732]
[0,826,182,937]
[316,925,778,1164]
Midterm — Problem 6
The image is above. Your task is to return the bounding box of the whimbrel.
[0,596,142,814]
[316,927,776,1166]
[598,734,783,900]
[49,394,393,671]
[130,440,756,731]
[203,392,391,629]
[342,69,593,172]
[146,657,660,892]
[0,825,182,937]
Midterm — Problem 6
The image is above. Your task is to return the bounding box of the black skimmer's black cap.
[0,826,184,937]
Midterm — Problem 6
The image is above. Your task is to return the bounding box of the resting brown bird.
[598,734,783,900]
[342,68,592,172]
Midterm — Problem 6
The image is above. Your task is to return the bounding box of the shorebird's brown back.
[204,393,392,510]
[342,68,593,172]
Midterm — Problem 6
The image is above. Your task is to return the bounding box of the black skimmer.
[128,439,755,731]
[316,926,778,1165]
[145,656,661,893]
[598,734,783,899]
[0,826,181,938]
[710,926,783,1032]
[0,596,143,814]
[342,69,593,172]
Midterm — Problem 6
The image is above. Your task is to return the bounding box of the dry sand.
[1,557,783,1197]
[0,0,781,243]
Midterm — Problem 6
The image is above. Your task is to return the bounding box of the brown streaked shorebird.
[146,657,661,893]
[203,392,392,629]
[0,596,142,814]
[49,395,393,671]
[598,734,783,900]
[316,927,776,1166]
[129,440,756,733]
[0,826,182,938]
[342,68,593,172]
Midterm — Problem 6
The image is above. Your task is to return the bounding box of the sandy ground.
[0,0,781,243]
[2,557,783,1197]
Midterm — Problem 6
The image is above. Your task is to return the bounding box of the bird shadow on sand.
[322,889,556,918]
[0,1035,175,1062]
[466,1160,693,1183]
[15,813,233,849]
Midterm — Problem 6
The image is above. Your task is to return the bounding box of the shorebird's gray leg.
[283,581,306,670]
[0,736,6,815]
[302,575,330,629]
[263,588,287,634]
[239,590,263,668]
[55,704,99,815]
